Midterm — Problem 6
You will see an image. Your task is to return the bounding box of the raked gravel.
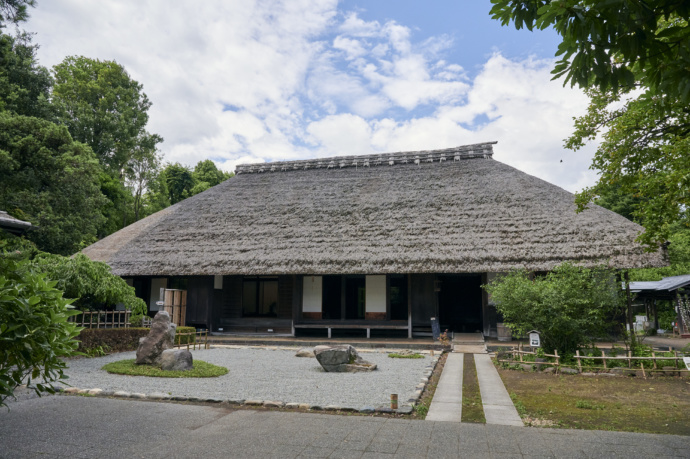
[62,347,431,407]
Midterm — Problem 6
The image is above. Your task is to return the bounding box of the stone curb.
[56,350,439,416]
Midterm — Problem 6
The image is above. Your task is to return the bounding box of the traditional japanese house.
[81,142,665,338]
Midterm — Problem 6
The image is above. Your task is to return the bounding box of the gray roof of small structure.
[81,142,666,277]
[0,211,32,234]
[629,274,690,293]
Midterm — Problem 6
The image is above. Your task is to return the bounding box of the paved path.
[1,396,687,458]
[425,353,463,422]
[474,354,523,427]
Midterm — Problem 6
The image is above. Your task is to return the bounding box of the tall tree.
[190,159,233,195]
[124,132,163,221]
[0,0,35,27]
[0,113,106,255]
[490,2,690,247]
[51,56,152,174]
[163,163,195,205]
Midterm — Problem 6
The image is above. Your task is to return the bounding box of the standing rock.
[160,349,193,371]
[135,311,176,365]
[314,345,377,372]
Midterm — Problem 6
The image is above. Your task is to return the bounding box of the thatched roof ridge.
[82,143,666,276]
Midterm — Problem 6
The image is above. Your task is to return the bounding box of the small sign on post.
[155,301,164,307]
[528,330,541,348]
[683,357,690,371]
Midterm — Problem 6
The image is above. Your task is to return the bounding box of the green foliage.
[483,263,624,356]
[0,257,80,408]
[124,132,163,221]
[0,0,35,27]
[163,162,195,204]
[576,400,605,410]
[489,1,690,103]
[569,90,690,248]
[388,352,424,359]
[0,113,107,255]
[174,326,197,345]
[77,328,149,354]
[193,159,233,188]
[31,253,146,314]
[0,32,54,119]
[52,56,152,174]
[102,359,228,378]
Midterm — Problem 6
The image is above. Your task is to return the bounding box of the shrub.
[77,328,149,354]
[483,263,624,357]
[0,258,80,408]
[174,326,196,346]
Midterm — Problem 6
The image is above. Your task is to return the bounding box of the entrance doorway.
[438,274,483,333]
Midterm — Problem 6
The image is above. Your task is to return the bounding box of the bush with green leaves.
[31,253,146,315]
[0,258,81,408]
[483,263,624,357]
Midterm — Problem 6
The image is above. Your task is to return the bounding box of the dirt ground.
[499,368,690,435]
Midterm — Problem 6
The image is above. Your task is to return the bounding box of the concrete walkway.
[1,396,688,458]
[474,353,524,427]
[425,353,463,422]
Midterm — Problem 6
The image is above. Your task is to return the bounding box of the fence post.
[575,350,582,372]
[675,351,679,370]
[519,342,523,362]
[602,350,607,370]
[628,351,632,369]
[640,362,646,379]
[554,350,559,373]
[652,352,657,370]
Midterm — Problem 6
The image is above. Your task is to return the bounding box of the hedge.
[175,326,197,345]
[78,328,150,353]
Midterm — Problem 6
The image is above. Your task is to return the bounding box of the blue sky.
[26,0,597,192]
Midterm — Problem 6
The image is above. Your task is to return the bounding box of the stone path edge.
[51,351,441,416]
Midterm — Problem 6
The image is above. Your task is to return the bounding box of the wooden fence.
[498,343,689,376]
[70,310,131,329]
[174,329,209,351]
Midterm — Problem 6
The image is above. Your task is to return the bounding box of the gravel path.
[63,347,431,407]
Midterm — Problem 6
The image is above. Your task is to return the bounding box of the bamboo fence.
[70,310,131,329]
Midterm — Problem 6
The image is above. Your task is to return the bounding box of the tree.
[163,163,195,205]
[0,0,35,27]
[490,2,690,247]
[483,263,624,356]
[0,257,80,408]
[52,56,152,174]
[568,90,689,247]
[31,253,147,314]
[0,31,54,119]
[0,113,106,255]
[124,132,163,221]
[490,1,690,101]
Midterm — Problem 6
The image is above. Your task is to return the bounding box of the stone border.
[56,348,440,416]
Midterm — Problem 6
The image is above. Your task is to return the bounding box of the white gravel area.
[63,347,431,407]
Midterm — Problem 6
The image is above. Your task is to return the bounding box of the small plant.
[388,352,424,359]
[576,399,605,410]
[510,392,527,418]
[84,345,110,358]
[129,314,146,327]
[437,329,451,348]
[415,403,429,417]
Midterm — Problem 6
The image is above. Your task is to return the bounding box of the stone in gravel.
[135,311,176,365]
[560,367,578,375]
[148,392,169,400]
[543,367,556,374]
[396,406,413,415]
[87,389,103,396]
[100,390,114,397]
[245,400,263,406]
[313,345,377,372]
[340,407,358,412]
[224,399,244,405]
[130,393,147,399]
[285,403,300,409]
[359,406,375,413]
[295,348,315,358]
[78,389,90,394]
[298,403,311,410]
[64,388,80,394]
[310,405,324,411]
[324,405,341,411]
[375,407,394,413]
[263,401,284,408]
[171,395,188,401]
[581,372,596,376]
[114,391,131,398]
[160,349,193,371]
[205,398,223,403]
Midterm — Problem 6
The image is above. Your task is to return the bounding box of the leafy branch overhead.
[490,1,690,102]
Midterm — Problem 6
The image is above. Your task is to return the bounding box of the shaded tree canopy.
[0,113,106,255]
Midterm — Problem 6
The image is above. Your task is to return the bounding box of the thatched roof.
[82,142,666,276]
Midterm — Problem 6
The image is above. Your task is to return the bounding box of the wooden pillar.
[624,271,634,336]
[407,274,412,338]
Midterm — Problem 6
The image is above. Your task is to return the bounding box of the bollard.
[430,350,434,357]
[391,394,398,410]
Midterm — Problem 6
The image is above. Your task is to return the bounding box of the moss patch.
[388,353,425,359]
[102,359,228,378]
[461,353,486,423]
[412,352,447,419]
[498,365,690,435]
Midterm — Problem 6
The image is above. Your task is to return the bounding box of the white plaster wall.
[302,276,323,312]
[366,275,386,313]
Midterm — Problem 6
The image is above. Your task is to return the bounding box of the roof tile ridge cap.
[235,141,497,174]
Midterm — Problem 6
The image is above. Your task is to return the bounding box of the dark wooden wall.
[410,274,436,326]
[220,275,243,320]
[186,277,214,326]
[278,276,294,319]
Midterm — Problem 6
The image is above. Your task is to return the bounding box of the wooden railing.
[70,310,131,329]
[497,343,689,375]
[174,329,209,351]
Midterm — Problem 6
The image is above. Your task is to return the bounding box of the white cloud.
[26,1,597,193]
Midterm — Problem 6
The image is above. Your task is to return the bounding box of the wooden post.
[628,351,632,369]
[89,311,93,328]
[640,362,646,379]
[624,271,634,339]
[554,349,559,371]
[97,311,101,329]
[575,350,582,372]
[519,342,523,362]
[602,350,607,370]
[674,351,679,370]
[652,352,657,370]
